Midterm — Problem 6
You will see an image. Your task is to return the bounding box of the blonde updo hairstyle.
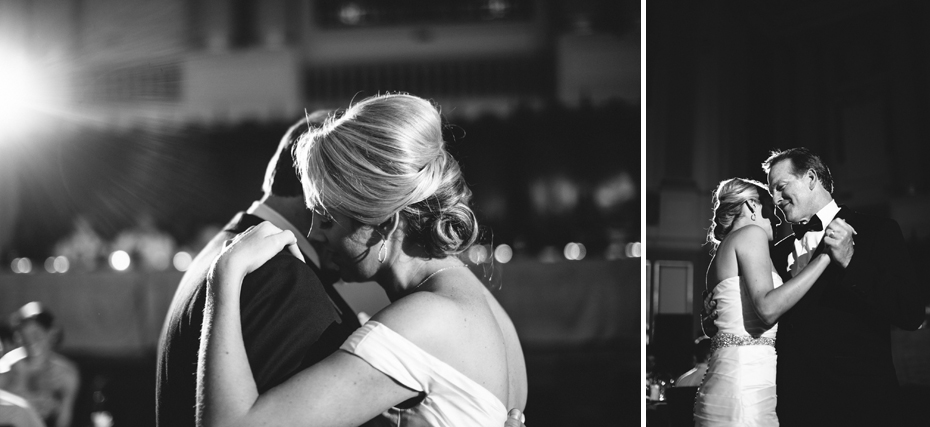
[295,93,478,258]
[706,178,770,255]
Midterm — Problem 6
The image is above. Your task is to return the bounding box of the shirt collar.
[246,201,320,268]
[811,199,840,232]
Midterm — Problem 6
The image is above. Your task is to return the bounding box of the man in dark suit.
[155,111,361,427]
[763,147,924,426]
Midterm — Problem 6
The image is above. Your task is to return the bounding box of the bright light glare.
[493,244,513,264]
[0,49,47,137]
[109,250,131,271]
[45,257,56,273]
[173,251,192,272]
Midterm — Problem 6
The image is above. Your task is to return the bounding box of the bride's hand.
[214,221,305,284]
[824,218,856,268]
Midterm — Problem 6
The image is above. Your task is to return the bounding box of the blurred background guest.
[0,303,80,427]
[111,212,176,272]
[53,216,105,273]
[674,336,711,388]
[0,322,44,427]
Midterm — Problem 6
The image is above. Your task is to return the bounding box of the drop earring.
[377,231,387,263]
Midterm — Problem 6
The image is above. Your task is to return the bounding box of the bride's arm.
[736,225,830,325]
[196,222,296,426]
[196,222,417,427]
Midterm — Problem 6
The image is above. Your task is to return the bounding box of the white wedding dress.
[693,272,781,426]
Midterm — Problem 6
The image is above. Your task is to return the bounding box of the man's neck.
[801,192,834,224]
[259,194,312,235]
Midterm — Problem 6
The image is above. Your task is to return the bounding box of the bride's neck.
[730,217,753,233]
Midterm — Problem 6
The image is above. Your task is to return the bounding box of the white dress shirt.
[788,199,839,277]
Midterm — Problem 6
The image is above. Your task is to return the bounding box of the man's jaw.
[779,202,805,225]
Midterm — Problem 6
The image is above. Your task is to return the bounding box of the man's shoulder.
[839,208,902,235]
[247,251,316,282]
[839,207,895,225]
[241,251,328,303]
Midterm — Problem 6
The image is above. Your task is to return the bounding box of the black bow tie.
[792,215,823,240]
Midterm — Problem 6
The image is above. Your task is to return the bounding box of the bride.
[694,178,849,426]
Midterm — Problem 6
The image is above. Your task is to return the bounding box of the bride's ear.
[377,212,401,239]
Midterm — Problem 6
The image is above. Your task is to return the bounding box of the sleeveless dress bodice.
[713,274,779,340]
[694,272,782,427]
[340,321,508,426]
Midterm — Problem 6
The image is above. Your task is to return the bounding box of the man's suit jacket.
[771,207,924,426]
[155,212,360,427]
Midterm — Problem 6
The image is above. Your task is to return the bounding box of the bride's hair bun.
[402,153,478,257]
[295,93,478,257]
[707,178,768,254]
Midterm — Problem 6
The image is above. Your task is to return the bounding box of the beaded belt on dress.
[710,332,775,351]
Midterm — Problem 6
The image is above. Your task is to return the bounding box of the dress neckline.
[364,321,509,413]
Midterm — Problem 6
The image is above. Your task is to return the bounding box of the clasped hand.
[213,221,305,285]
[822,217,856,268]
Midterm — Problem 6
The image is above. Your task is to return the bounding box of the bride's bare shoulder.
[727,225,769,251]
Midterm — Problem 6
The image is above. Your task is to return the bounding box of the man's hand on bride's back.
[701,289,719,337]
[216,221,304,280]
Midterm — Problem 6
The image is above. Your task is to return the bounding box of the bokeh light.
[564,243,578,260]
[45,257,57,273]
[109,250,131,271]
[468,245,490,264]
[493,244,513,264]
[173,251,192,272]
[563,242,587,261]
[11,258,32,274]
[625,242,641,258]
[54,256,70,273]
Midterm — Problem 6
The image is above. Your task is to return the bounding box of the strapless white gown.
[693,272,781,427]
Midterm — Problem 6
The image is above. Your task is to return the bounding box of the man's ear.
[806,169,818,190]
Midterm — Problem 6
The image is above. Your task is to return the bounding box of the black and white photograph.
[647,1,930,426]
[0,0,639,426]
